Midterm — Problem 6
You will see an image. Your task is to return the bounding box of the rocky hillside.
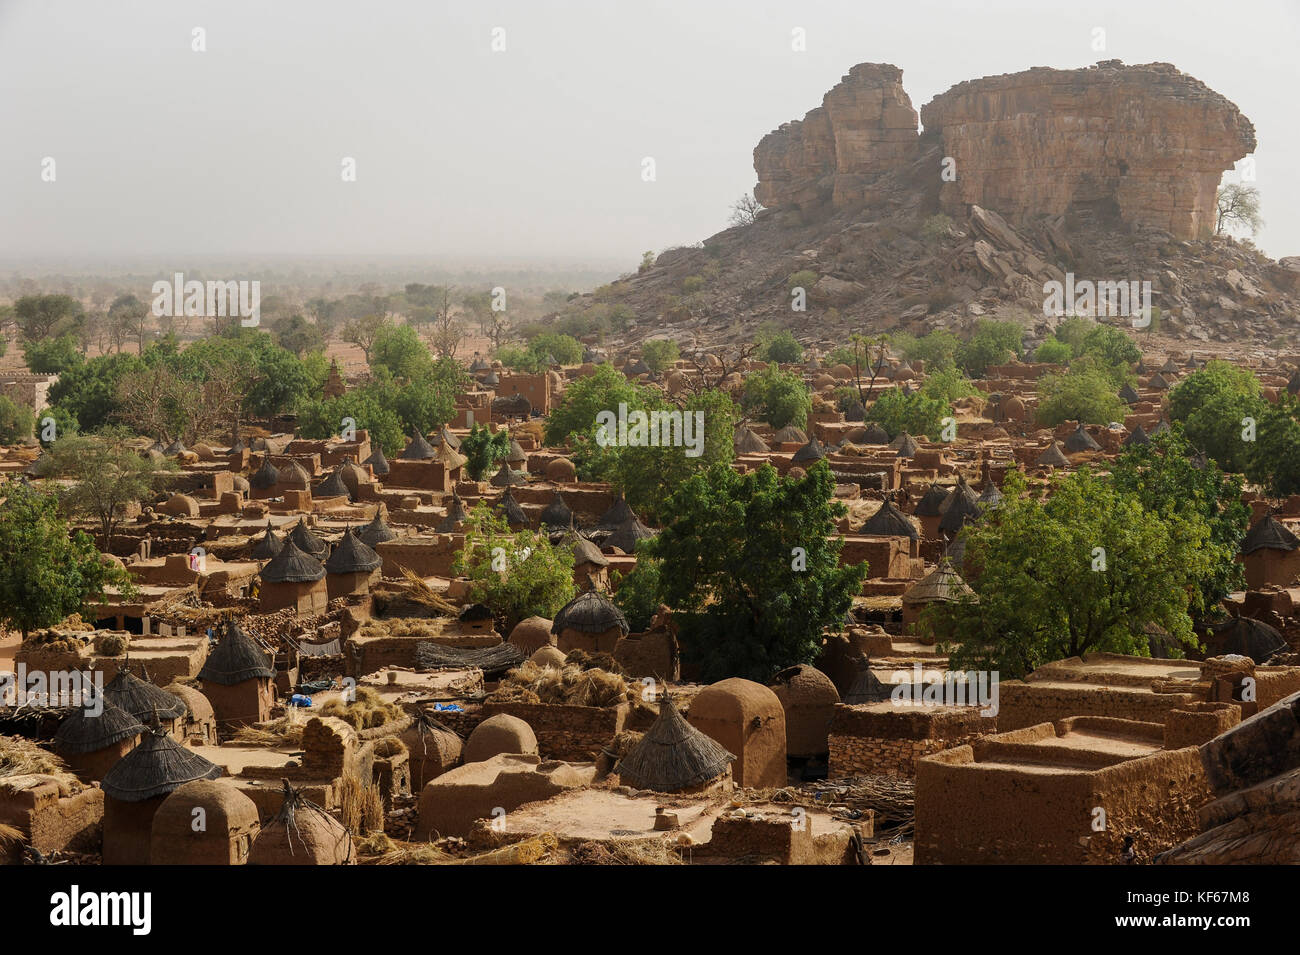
[575,60,1299,356]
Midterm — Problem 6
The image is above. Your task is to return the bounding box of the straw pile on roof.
[0,735,68,780]
[489,660,633,708]
[414,642,524,678]
[250,780,354,865]
[614,694,734,792]
[321,687,406,731]
[54,699,144,755]
[230,716,305,747]
[100,726,222,802]
[104,665,188,722]
[198,620,275,685]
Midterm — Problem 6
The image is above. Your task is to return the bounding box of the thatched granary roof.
[250,780,354,865]
[904,560,975,605]
[199,620,275,685]
[1119,383,1142,404]
[939,489,981,536]
[278,460,311,489]
[770,424,808,445]
[489,461,528,488]
[1148,372,1171,391]
[539,491,573,529]
[104,666,187,722]
[439,426,461,450]
[614,694,734,793]
[1241,515,1300,555]
[324,527,382,575]
[436,494,469,533]
[1160,358,1180,375]
[54,698,144,755]
[976,481,1003,509]
[944,531,968,571]
[1123,424,1150,447]
[1063,424,1102,453]
[432,436,467,470]
[288,517,327,557]
[1207,617,1288,664]
[364,445,390,475]
[359,510,398,547]
[400,431,437,460]
[496,488,529,528]
[552,589,629,636]
[250,522,284,560]
[1288,369,1300,395]
[860,499,918,539]
[571,535,609,568]
[792,436,826,463]
[1034,442,1070,468]
[507,438,527,464]
[596,493,640,530]
[260,537,326,584]
[859,422,891,445]
[843,658,892,705]
[491,393,532,417]
[100,726,222,802]
[914,483,951,518]
[734,426,770,454]
[603,517,655,554]
[890,432,919,458]
[314,466,352,500]
[249,456,280,489]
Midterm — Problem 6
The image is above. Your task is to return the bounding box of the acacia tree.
[644,460,866,682]
[39,430,176,550]
[1215,183,1263,236]
[0,483,137,640]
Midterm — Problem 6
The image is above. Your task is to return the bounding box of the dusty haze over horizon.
[2,0,1296,275]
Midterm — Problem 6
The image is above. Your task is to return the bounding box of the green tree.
[612,558,662,632]
[893,328,961,369]
[756,327,803,364]
[0,396,35,443]
[1036,363,1130,426]
[1168,361,1264,472]
[0,483,137,640]
[22,334,84,374]
[644,461,867,682]
[297,388,405,457]
[452,504,576,630]
[371,323,433,379]
[1112,426,1248,615]
[13,294,84,342]
[271,314,325,357]
[868,388,947,439]
[545,363,649,446]
[956,320,1024,377]
[45,352,145,432]
[526,332,583,366]
[930,469,1220,679]
[460,424,511,481]
[1216,183,1263,236]
[1033,338,1073,364]
[1247,395,1300,496]
[39,429,176,550]
[741,363,811,430]
[641,339,681,374]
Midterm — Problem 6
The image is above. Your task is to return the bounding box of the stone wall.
[828,703,993,777]
[481,700,628,761]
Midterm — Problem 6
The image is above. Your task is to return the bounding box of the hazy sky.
[1,0,1296,270]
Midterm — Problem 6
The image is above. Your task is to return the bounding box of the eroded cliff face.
[755,60,1256,240]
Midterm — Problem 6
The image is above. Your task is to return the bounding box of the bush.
[756,328,803,364]
[867,388,947,440]
[956,320,1024,377]
[1035,364,1129,426]
[787,270,819,292]
[681,276,705,294]
[0,395,35,443]
[742,363,811,430]
[920,213,954,243]
[22,335,84,375]
[1034,338,1073,364]
[641,339,680,374]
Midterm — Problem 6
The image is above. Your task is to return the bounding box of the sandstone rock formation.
[755,60,1255,240]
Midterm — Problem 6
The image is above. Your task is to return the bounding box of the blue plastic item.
[288,694,313,707]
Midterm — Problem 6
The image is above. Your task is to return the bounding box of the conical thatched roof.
[314,466,352,500]
[164,439,187,456]
[470,354,491,372]
[249,456,280,489]
[1288,369,1300,395]
[734,426,770,454]
[604,517,655,554]
[976,481,1003,509]
[770,424,808,445]
[250,522,284,560]
[489,461,528,487]
[324,527,382,575]
[54,698,144,755]
[1119,382,1141,404]
[904,560,975,605]
[1063,424,1101,453]
[436,494,469,533]
[507,438,527,464]
[944,531,968,571]
[614,694,734,793]
[363,445,390,476]
[1034,442,1070,468]
[481,369,501,387]
[539,491,573,528]
[432,435,467,470]
[939,490,981,536]
[439,426,461,450]
[860,499,918,540]
[571,534,609,568]
[596,493,637,530]
[359,510,398,547]
[289,517,327,557]
[1207,616,1288,665]
[552,589,628,636]
[104,666,187,722]
[914,483,950,518]
[859,422,891,445]
[260,537,326,584]
[1159,358,1180,375]
[843,400,866,422]
[1123,424,1150,447]
[1241,515,1300,555]
[890,432,919,458]
[791,436,825,463]
[400,431,437,460]
[496,488,529,527]
[1148,372,1171,391]
[1151,419,1170,436]
[250,780,354,865]
[625,359,651,377]
[199,620,275,685]
[100,725,222,802]
[843,658,892,705]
